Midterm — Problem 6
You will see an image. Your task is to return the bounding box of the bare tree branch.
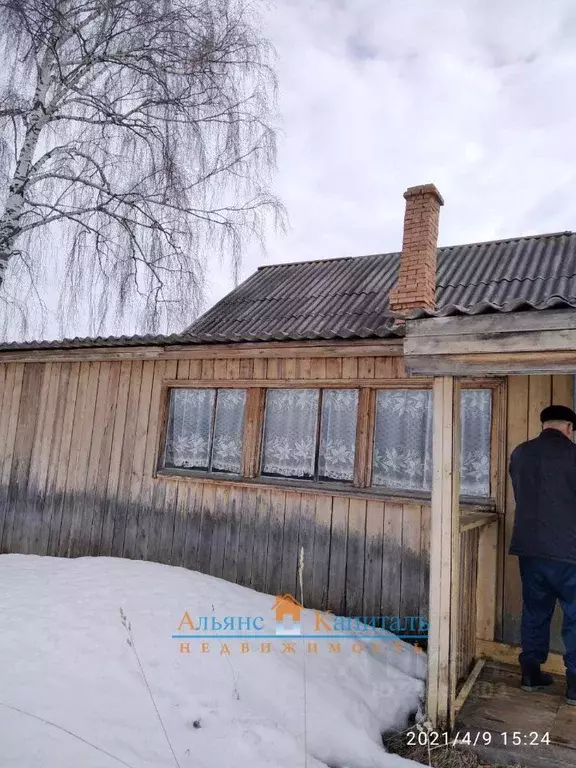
[0,0,284,337]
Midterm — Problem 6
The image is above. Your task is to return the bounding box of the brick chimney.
[389,183,444,313]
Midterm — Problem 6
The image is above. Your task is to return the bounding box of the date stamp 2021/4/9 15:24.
[405,730,551,748]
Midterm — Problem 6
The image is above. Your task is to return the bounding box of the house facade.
[1,184,576,698]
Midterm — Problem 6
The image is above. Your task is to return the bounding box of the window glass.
[164,388,245,473]
[261,389,319,479]
[318,389,358,481]
[371,388,492,497]
[372,390,433,491]
[211,389,247,473]
[460,389,492,496]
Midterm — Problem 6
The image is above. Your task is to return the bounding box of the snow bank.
[0,554,425,767]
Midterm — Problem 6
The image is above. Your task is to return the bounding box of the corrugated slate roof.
[185,230,576,342]
[3,230,576,351]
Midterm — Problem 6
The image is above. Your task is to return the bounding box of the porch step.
[456,662,576,767]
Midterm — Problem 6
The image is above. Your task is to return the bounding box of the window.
[261,389,359,481]
[164,388,247,473]
[371,388,492,497]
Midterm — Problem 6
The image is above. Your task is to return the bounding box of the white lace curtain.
[165,388,246,473]
[372,388,492,496]
[261,389,359,480]
[318,389,358,481]
[262,389,319,479]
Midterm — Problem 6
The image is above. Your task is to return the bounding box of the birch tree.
[0,0,281,336]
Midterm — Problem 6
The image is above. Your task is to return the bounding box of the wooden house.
[1,183,576,740]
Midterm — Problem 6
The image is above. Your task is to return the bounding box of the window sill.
[155,468,496,511]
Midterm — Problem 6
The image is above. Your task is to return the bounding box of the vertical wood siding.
[457,526,480,686]
[502,373,573,651]
[0,354,429,623]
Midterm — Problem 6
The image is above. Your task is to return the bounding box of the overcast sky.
[204,0,576,314]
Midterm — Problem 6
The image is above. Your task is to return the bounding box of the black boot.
[567,671,576,706]
[520,662,554,692]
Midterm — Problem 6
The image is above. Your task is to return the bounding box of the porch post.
[427,376,461,729]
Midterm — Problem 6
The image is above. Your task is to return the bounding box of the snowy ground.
[0,554,425,768]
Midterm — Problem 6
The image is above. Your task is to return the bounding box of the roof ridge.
[255,231,576,272]
[256,251,399,271]
[438,230,575,252]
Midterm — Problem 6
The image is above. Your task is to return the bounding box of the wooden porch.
[456,661,576,768]
[404,308,576,758]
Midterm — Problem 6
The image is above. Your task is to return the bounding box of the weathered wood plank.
[226,358,241,379]
[399,503,422,621]
[309,357,327,380]
[249,487,272,591]
[0,339,404,364]
[476,520,498,641]
[57,361,93,556]
[239,358,254,380]
[407,327,576,356]
[327,496,348,616]
[111,360,143,557]
[503,376,529,646]
[345,498,366,616]
[381,503,403,617]
[0,364,20,550]
[19,362,54,553]
[99,361,133,556]
[46,363,80,556]
[552,374,573,407]
[341,357,358,379]
[406,350,576,376]
[419,505,430,622]
[208,484,231,578]
[78,361,113,558]
[264,490,286,597]
[194,483,216,574]
[427,376,461,729]
[252,358,267,379]
[201,359,214,379]
[407,307,576,338]
[235,487,258,587]
[38,364,70,556]
[325,357,342,379]
[374,357,396,378]
[528,375,551,438]
[138,361,168,561]
[358,357,375,379]
[88,362,121,557]
[362,500,384,618]
[6,364,44,553]
[67,360,102,557]
[311,495,332,609]
[213,358,227,379]
[280,491,301,597]
[297,357,312,379]
[221,486,243,584]
[297,493,316,605]
[354,388,374,488]
[179,482,203,571]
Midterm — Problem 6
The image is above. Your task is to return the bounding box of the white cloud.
[205,0,576,311]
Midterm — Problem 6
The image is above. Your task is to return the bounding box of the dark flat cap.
[541,404,576,426]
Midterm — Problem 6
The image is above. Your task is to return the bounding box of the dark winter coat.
[509,428,576,565]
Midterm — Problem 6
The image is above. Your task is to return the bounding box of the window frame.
[159,385,251,477]
[259,387,360,483]
[366,383,497,499]
[155,378,505,506]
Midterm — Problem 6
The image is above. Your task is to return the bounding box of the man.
[509,404,576,705]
